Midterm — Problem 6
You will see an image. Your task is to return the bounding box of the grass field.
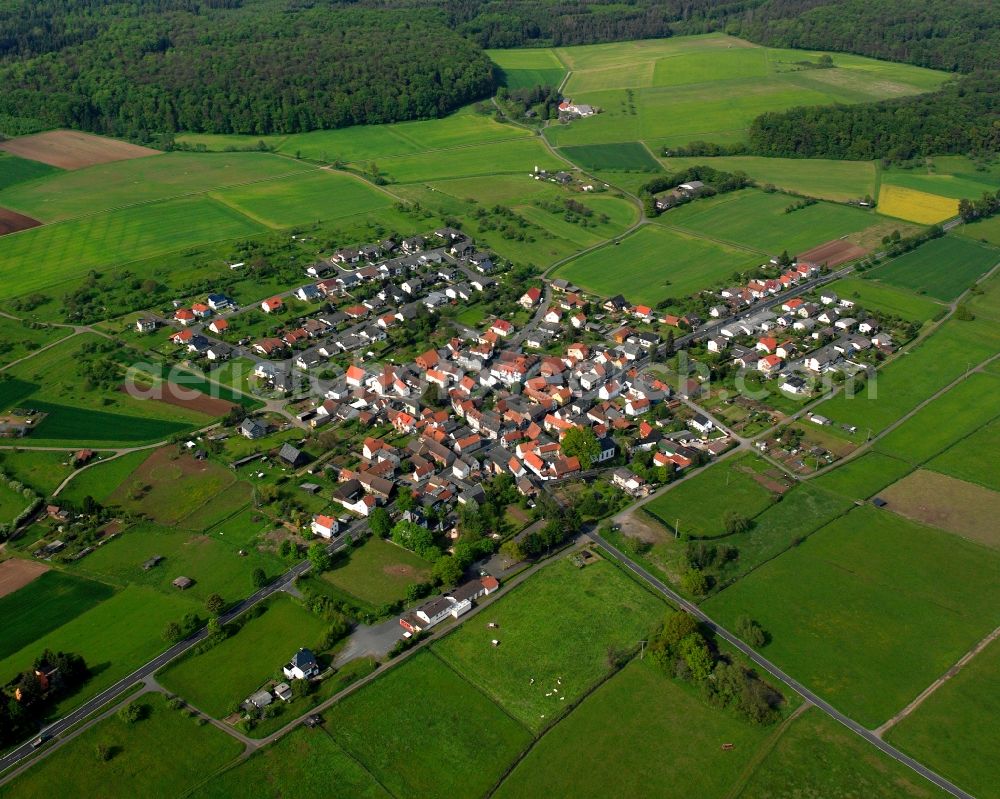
[0,585,197,717]
[326,651,532,798]
[959,214,1000,246]
[927,418,1000,492]
[824,277,945,322]
[660,155,876,203]
[58,451,153,504]
[0,151,61,192]
[158,596,329,717]
[495,658,774,798]
[488,48,567,90]
[0,449,76,495]
[868,235,998,301]
[881,158,1000,205]
[26,400,194,445]
[704,506,1000,727]
[323,537,432,606]
[662,188,877,254]
[874,371,1000,464]
[190,726,389,799]
[880,470,1000,550]
[177,480,253,531]
[888,637,1000,799]
[433,557,663,732]
[813,310,1000,435]
[561,142,661,171]
[0,195,266,300]
[107,448,236,525]
[808,451,914,501]
[877,185,958,224]
[0,480,30,523]
[0,152,313,222]
[0,693,242,799]
[72,519,282,602]
[556,223,760,306]
[211,170,393,227]
[737,707,945,799]
[644,455,779,538]
[0,317,70,368]
[0,570,114,660]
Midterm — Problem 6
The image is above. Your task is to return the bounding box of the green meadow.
[868,235,999,302]
[808,451,914,501]
[825,277,945,322]
[704,506,1000,728]
[0,196,266,300]
[0,151,61,192]
[58,450,154,505]
[0,152,313,222]
[561,142,661,172]
[556,223,760,305]
[433,557,663,732]
[488,48,568,90]
[662,188,876,254]
[927,418,1000,492]
[325,651,533,799]
[323,536,433,607]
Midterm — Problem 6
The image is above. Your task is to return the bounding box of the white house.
[688,414,714,435]
[310,515,339,539]
[283,648,320,680]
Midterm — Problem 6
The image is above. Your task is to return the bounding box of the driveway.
[334,616,404,667]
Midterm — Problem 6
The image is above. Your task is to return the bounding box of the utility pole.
[638,640,647,660]
[675,518,680,539]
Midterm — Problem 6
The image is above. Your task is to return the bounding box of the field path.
[721,701,812,799]
[874,624,1000,739]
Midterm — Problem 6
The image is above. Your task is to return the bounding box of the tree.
[117,702,144,724]
[368,507,392,538]
[724,511,752,535]
[205,594,225,616]
[95,743,113,762]
[395,488,416,513]
[678,633,714,682]
[681,569,709,596]
[560,426,601,469]
[735,615,767,648]
[308,542,331,573]
[499,538,525,563]
[251,568,268,589]
[162,622,183,643]
[431,555,463,587]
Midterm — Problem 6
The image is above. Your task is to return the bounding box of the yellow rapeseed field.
[877,185,959,224]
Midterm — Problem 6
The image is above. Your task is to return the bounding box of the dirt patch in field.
[880,470,1000,550]
[0,130,160,170]
[0,207,42,236]
[122,381,235,417]
[799,238,868,268]
[0,558,49,597]
[383,564,419,577]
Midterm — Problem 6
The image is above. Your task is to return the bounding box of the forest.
[0,0,997,154]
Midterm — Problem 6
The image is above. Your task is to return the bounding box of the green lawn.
[869,235,999,302]
[561,142,661,172]
[660,155,877,203]
[323,537,432,606]
[737,707,946,799]
[888,637,1000,799]
[58,451,153,505]
[0,570,114,660]
[881,157,1000,202]
[644,454,778,538]
[158,595,330,717]
[0,586,198,717]
[0,152,313,222]
[825,277,945,322]
[874,372,1000,464]
[958,214,1000,247]
[0,449,77,496]
[211,170,393,228]
[556,223,760,305]
[71,520,282,604]
[433,557,664,732]
[662,188,876,254]
[495,658,775,799]
[0,317,71,368]
[704,506,1000,728]
[326,651,533,799]
[926,418,1000,492]
[0,479,30,522]
[25,400,194,445]
[176,480,253,531]
[0,693,242,799]
[808,452,914,501]
[189,726,390,799]
[488,48,567,90]
[0,195,266,300]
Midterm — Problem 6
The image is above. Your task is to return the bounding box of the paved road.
[0,519,365,773]
[584,530,975,799]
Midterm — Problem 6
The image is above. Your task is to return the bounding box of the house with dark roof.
[283,648,319,680]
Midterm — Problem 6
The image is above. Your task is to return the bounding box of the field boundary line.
[316,725,401,799]
[721,701,812,799]
[425,648,535,735]
[875,623,1000,739]
[652,220,771,256]
[483,651,639,798]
